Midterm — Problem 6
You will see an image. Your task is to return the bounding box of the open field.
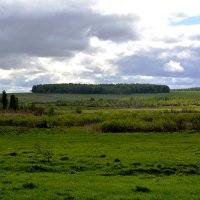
[0,91,200,199]
[0,127,200,200]
[9,90,200,103]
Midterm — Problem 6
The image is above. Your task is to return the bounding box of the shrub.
[37,120,48,128]
[114,158,120,162]
[43,149,53,162]
[75,107,82,114]
[34,107,45,116]
[60,156,69,161]
[191,115,200,130]
[48,107,55,116]
[22,182,37,189]
[175,116,189,130]
[33,143,54,162]
[25,165,54,172]
[142,115,153,122]
[8,152,18,156]
[135,186,151,193]
[163,120,178,131]
[101,120,133,133]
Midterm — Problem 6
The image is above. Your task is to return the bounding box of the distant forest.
[174,87,200,91]
[32,83,170,94]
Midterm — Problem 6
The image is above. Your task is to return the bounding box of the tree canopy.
[32,83,170,94]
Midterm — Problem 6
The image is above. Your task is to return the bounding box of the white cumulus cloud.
[164,60,184,72]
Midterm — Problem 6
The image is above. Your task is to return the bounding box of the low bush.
[1,109,200,132]
[22,182,37,189]
[25,165,55,172]
[75,107,82,114]
[8,152,18,156]
[135,186,151,193]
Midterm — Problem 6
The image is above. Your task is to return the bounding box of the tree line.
[1,90,19,111]
[32,83,170,94]
[173,87,200,91]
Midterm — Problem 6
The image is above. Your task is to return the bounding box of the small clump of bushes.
[22,182,37,189]
[135,186,151,193]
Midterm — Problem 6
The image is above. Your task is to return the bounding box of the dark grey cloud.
[89,14,138,42]
[0,5,138,60]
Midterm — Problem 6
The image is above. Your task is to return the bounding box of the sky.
[1,0,200,92]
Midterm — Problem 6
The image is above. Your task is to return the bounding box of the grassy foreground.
[0,91,200,199]
[0,127,200,199]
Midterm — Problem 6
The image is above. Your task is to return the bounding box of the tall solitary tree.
[9,95,19,111]
[2,90,8,110]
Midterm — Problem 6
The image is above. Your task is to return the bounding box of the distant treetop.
[32,83,170,94]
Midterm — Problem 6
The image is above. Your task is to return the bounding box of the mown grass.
[0,127,200,199]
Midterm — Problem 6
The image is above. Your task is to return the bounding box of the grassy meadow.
[0,91,200,199]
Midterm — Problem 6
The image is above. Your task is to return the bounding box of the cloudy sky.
[1,0,200,92]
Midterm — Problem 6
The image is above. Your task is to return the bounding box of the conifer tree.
[2,90,8,110]
[9,95,19,111]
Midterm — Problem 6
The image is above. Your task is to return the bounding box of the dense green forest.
[32,83,170,94]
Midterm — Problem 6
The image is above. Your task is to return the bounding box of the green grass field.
[0,91,200,199]
[0,127,200,200]
[9,90,200,102]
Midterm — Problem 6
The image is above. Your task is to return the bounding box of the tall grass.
[0,110,200,132]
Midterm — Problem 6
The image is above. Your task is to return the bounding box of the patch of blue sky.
[170,16,200,26]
